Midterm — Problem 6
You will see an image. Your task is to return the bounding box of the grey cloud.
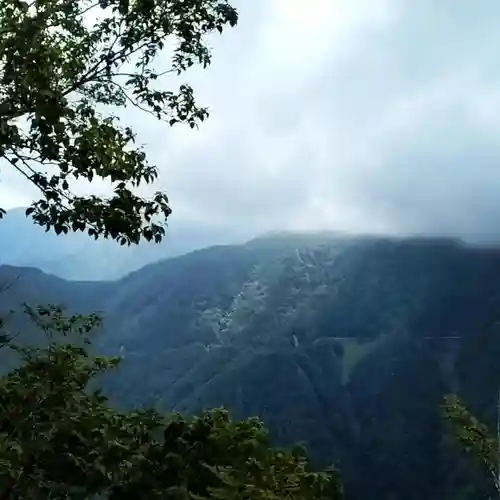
[346,101,500,242]
[176,0,500,240]
[5,0,500,243]
[304,0,500,241]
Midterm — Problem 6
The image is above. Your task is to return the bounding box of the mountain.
[0,207,251,280]
[1,232,500,499]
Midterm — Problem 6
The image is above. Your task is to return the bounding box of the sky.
[3,0,500,242]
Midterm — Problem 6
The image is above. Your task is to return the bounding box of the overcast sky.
[3,1,500,242]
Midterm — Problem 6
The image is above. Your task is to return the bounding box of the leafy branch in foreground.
[443,393,500,493]
[0,306,344,499]
[0,0,238,244]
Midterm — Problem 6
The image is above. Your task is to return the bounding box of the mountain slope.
[96,234,500,500]
[1,233,500,499]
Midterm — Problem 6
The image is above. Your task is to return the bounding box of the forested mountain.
[1,232,500,499]
[0,208,250,280]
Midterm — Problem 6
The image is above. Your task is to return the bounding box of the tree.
[0,0,238,245]
[0,306,344,499]
[443,393,500,493]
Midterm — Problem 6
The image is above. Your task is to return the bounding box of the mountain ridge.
[1,232,499,499]
[0,207,252,281]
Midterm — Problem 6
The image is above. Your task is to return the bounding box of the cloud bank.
[3,0,500,242]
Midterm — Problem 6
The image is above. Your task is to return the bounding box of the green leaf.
[0,0,239,245]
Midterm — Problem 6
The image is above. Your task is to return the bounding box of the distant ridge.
[0,207,252,281]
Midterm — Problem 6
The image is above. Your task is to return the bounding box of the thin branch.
[62,38,153,99]
[2,154,35,184]
[96,77,162,120]
[1,152,104,236]
[78,0,100,17]
[156,68,176,78]
[111,68,176,79]
[10,150,76,205]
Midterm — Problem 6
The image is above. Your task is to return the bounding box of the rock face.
[2,232,500,499]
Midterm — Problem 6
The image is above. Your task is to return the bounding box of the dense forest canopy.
[0,306,343,499]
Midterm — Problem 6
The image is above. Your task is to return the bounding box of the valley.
[1,232,499,499]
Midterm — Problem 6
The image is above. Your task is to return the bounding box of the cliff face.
[2,233,500,499]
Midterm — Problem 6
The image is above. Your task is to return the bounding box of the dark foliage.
[0,0,237,244]
[0,306,343,499]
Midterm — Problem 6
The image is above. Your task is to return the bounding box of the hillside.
[1,233,500,499]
